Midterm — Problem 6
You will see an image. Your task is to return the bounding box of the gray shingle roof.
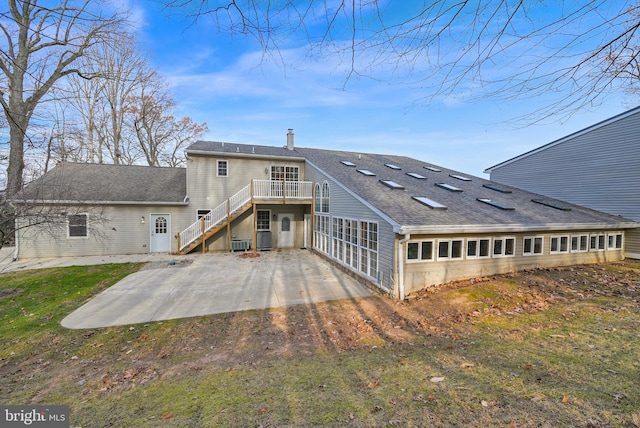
[16,163,187,204]
[186,140,637,232]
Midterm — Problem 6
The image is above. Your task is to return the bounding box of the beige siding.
[17,205,191,259]
[183,154,311,253]
[203,204,308,251]
[402,231,625,295]
[186,154,306,212]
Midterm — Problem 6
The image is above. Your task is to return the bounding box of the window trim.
[492,237,516,257]
[196,209,211,220]
[571,234,589,252]
[256,209,271,231]
[523,236,544,256]
[589,233,606,251]
[67,213,89,238]
[549,235,570,254]
[407,240,435,263]
[466,238,491,259]
[607,232,623,250]
[216,160,229,177]
[436,239,464,261]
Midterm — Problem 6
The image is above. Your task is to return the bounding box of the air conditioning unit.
[231,239,251,251]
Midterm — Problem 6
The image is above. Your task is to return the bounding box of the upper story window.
[217,160,228,177]
[315,181,330,213]
[271,165,299,181]
[68,214,88,238]
[321,182,330,213]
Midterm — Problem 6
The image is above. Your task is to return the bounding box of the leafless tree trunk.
[125,77,208,167]
[67,32,156,165]
[0,0,124,196]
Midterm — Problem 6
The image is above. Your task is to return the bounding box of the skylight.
[385,163,401,170]
[424,166,441,172]
[435,183,463,192]
[477,198,515,210]
[449,174,472,181]
[380,180,404,189]
[406,172,426,179]
[341,160,356,166]
[531,199,572,211]
[357,169,376,176]
[412,196,447,210]
[483,183,512,193]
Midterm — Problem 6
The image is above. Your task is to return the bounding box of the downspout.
[397,234,410,300]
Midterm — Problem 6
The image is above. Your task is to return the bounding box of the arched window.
[281,216,291,232]
[321,182,330,213]
[155,216,168,234]
[314,183,321,212]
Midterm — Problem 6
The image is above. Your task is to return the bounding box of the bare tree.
[0,0,125,196]
[125,79,208,167]
[162,1,640,120]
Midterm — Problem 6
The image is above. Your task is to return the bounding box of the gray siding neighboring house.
[11,132,639,299]
[485,106,640,259]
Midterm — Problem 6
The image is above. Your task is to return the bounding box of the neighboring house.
[485,106,640,260]
[13,130,638,299]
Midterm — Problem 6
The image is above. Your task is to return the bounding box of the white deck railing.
[253,180,313,199]
[179,180,312,251]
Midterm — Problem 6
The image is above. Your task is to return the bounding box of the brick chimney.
[287,129,294,150]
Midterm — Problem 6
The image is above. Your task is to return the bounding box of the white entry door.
[150,214,171,252]
[277,213,294,248]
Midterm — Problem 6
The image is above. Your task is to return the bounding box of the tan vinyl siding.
[17,205,191,258]
[402,231,625,295]
[186,153,306,209]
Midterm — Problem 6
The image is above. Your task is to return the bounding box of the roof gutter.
[186,149,306,163]
[11,200,190,206]
[399,221,640,235]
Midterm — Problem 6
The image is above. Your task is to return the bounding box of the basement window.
[477,198,515,210]
[571,234,589,252]
[385,163,401,170]
[379,180,404,189]
[406,172,426,179]
[608,232,623,249]
[523,236,544,255]
[449,174,471,181]
[357,169,376,176]
[435,183,462,192]
[412,196,447,210]
[531,199,572,211]
[483,183,512,193]
[550,235,570,254]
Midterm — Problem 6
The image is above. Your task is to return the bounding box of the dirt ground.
[76,260,639,395]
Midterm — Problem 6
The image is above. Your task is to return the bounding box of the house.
[14,130,638,299]
[485,106,640,260]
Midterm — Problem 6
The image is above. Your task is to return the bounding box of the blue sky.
[131,1,632,177]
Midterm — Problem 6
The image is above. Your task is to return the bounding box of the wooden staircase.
[177,179,314,255]
[178,201,253,255]
[177,184,253,255]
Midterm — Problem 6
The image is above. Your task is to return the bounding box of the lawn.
[1,260,639,427]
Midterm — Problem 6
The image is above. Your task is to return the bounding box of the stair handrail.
[178,183,252,251]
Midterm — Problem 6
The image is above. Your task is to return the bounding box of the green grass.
[1,261,639,427]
